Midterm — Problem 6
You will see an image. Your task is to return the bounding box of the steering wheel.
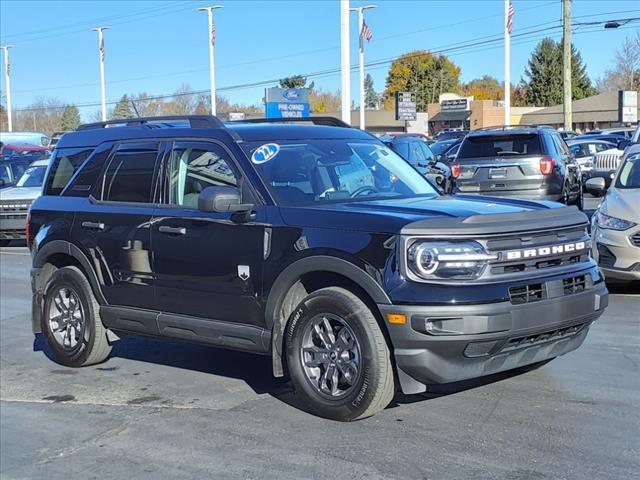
[350,185,379,198]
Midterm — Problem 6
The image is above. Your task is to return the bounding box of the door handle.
[81,221,105,231]
[158,225,187,236]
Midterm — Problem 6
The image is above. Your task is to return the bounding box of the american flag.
[360,20,372,42]
[211,18,216,46]
[99,36,105,62]
[506,0,515,34]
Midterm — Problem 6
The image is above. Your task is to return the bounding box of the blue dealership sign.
[264,87,310,119]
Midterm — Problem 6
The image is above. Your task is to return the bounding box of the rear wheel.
[41,266,112,367]
[285,287,395,421]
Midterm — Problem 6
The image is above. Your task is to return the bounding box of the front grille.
[509,283,546,305]
[500,323,586,354]
[486,225,591,277]
[0,201,31,214]
[593,152,622,171]
[563,274,587,294]
[597,244,617,268]
[631,232,640,248]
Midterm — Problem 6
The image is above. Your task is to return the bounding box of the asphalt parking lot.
[1,196,639,480]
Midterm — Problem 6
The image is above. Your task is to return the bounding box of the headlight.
[595,211,637,231]
[407,241,497,281]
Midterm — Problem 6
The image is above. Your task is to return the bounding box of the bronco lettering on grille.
[504,241,587,260]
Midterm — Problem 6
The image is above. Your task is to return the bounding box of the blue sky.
[1,0,638,119]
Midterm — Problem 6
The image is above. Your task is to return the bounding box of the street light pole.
[562,0,572,131]
[92,27,110,122]
[350,4,376,130]
[340,0,351,124]
[199,5,223,116]
[1,45,14,132]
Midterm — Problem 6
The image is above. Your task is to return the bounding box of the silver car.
[0,158,49,246]
[587,143,640,282]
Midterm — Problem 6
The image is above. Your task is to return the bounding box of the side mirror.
[198,186,253,213]
[585,177,607,197]
[617,139,630,151]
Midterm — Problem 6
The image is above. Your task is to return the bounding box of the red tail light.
[540,157,555,175]
[25,212,31,246]
[451,162,461,179]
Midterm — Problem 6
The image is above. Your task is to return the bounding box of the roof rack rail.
[77,115,225,131]
[233,116,351,128]
[474,124,554,132]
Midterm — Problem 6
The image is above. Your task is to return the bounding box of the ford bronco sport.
[29,116,608,421]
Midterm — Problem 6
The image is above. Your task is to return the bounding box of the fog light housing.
[464,340,499,358]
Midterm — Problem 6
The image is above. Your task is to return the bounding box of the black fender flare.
[33,240,107,305]
[265,255,391,377]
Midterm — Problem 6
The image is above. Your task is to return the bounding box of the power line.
[11,20,635,114]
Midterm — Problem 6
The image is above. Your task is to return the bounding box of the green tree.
[279,75,314,89]
[364,73,377,108]
[60,104,81,131]
[383,51,461,111]
[112,94,134,119]
[521,37,596,106]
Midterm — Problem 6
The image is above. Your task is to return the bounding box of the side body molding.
[265,255,391,377]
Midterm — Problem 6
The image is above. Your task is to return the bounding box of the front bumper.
[0,213,28,239]
[378,280,608,393]
[592,223,640,281]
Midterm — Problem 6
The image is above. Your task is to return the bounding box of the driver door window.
[167,142,238,208]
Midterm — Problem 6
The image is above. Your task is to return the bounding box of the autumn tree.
[279,75,314,89]
[383,51,461,111]
[521,37,595,106]
[464,75,503,100]
[309,88,341,113]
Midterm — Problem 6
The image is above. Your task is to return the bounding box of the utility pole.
[198,5,223,116]
[563,0,572,131]
[504,0,511,127]
[92,27,109,122]
[350,4,376,130]
[340,0,351,124]
[1,45,14,132]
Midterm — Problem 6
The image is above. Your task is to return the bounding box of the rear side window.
[458,134,542,159]
[102,142,160,203]
[45,147,94,195]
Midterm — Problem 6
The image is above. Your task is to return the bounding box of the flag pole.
[199,5,223,116]
[340,0,351,124]
[92,27,109,122]
[503,0,511,127]
[351,5,376,130]
[1,45,13,132]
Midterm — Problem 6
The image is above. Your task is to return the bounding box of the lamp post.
[92,26,110,122]
[1,45,14,132]
[199,5,223,116]
[340,0,351,124]
[350,4,376,130]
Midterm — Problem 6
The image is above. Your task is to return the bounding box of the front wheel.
[285,287,395,421]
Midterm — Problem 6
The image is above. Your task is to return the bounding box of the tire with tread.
[285,287,395,421]
[41,266,112,367]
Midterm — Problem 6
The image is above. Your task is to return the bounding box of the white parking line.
[0,250,30,256]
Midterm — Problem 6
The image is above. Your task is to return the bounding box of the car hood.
[0,186,42,202]
[278,194,563,233]
[601,187,640,223]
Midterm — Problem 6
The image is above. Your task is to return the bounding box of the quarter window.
[102,142,160,203]
[45,147,94,196]
[167,142,238,208]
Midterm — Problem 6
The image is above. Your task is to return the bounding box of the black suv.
[29,116,608,421]
[452,127,583,209]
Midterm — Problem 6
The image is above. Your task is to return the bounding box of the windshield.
[430,141,456,155]
[458,134,542,158]
[242,139,438,206]
[615,155,640,189]
[16,165,47,188]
